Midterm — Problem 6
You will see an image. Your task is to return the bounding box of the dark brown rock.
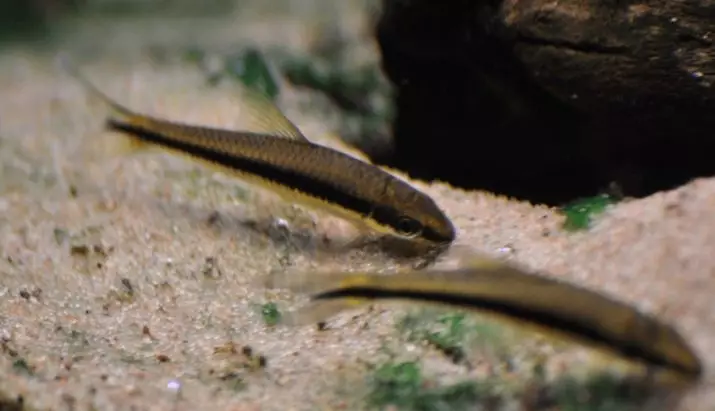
[374,0,715,205]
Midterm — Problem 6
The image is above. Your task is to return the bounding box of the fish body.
[264,259,703,384]
[63,61,456,254]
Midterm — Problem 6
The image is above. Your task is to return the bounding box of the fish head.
[371,189,456,254]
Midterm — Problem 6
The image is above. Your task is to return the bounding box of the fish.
[262,257,703,384]
[60,58,456,258]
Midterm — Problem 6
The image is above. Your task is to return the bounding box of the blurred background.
[3,0,715,208]
[0,0,394,165]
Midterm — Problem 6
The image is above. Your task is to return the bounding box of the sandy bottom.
[0,2,713,410]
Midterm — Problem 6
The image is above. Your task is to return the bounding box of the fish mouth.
[374,235,452,270]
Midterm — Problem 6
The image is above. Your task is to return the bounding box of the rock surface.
[376,0,715,205]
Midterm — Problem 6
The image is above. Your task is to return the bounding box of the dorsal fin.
[59,53,312,143]
[228,75,312,143]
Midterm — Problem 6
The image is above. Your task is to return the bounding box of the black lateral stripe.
[108,121,386,221]
[314,286,697,376]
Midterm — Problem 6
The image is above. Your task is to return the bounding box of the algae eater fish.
[62,60,455,258]
[263,258,703,384]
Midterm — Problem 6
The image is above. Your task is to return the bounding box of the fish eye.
[395,216,423,237]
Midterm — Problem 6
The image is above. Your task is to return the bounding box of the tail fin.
[57,55,152,154]
[282,299,366,326]
[261,268,384,294]
[58,55,135,119]
[260,269,377,326]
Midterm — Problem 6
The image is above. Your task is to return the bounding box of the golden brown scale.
[62,59,455,255]
[66,60,702,386]
[264,260,703,384]
[110,116,456,246]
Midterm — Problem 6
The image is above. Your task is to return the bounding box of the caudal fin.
[58,55,135,119]
[57,55,153,154]
[260,268,375,325]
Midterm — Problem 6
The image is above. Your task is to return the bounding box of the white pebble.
[167,379,182,394]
